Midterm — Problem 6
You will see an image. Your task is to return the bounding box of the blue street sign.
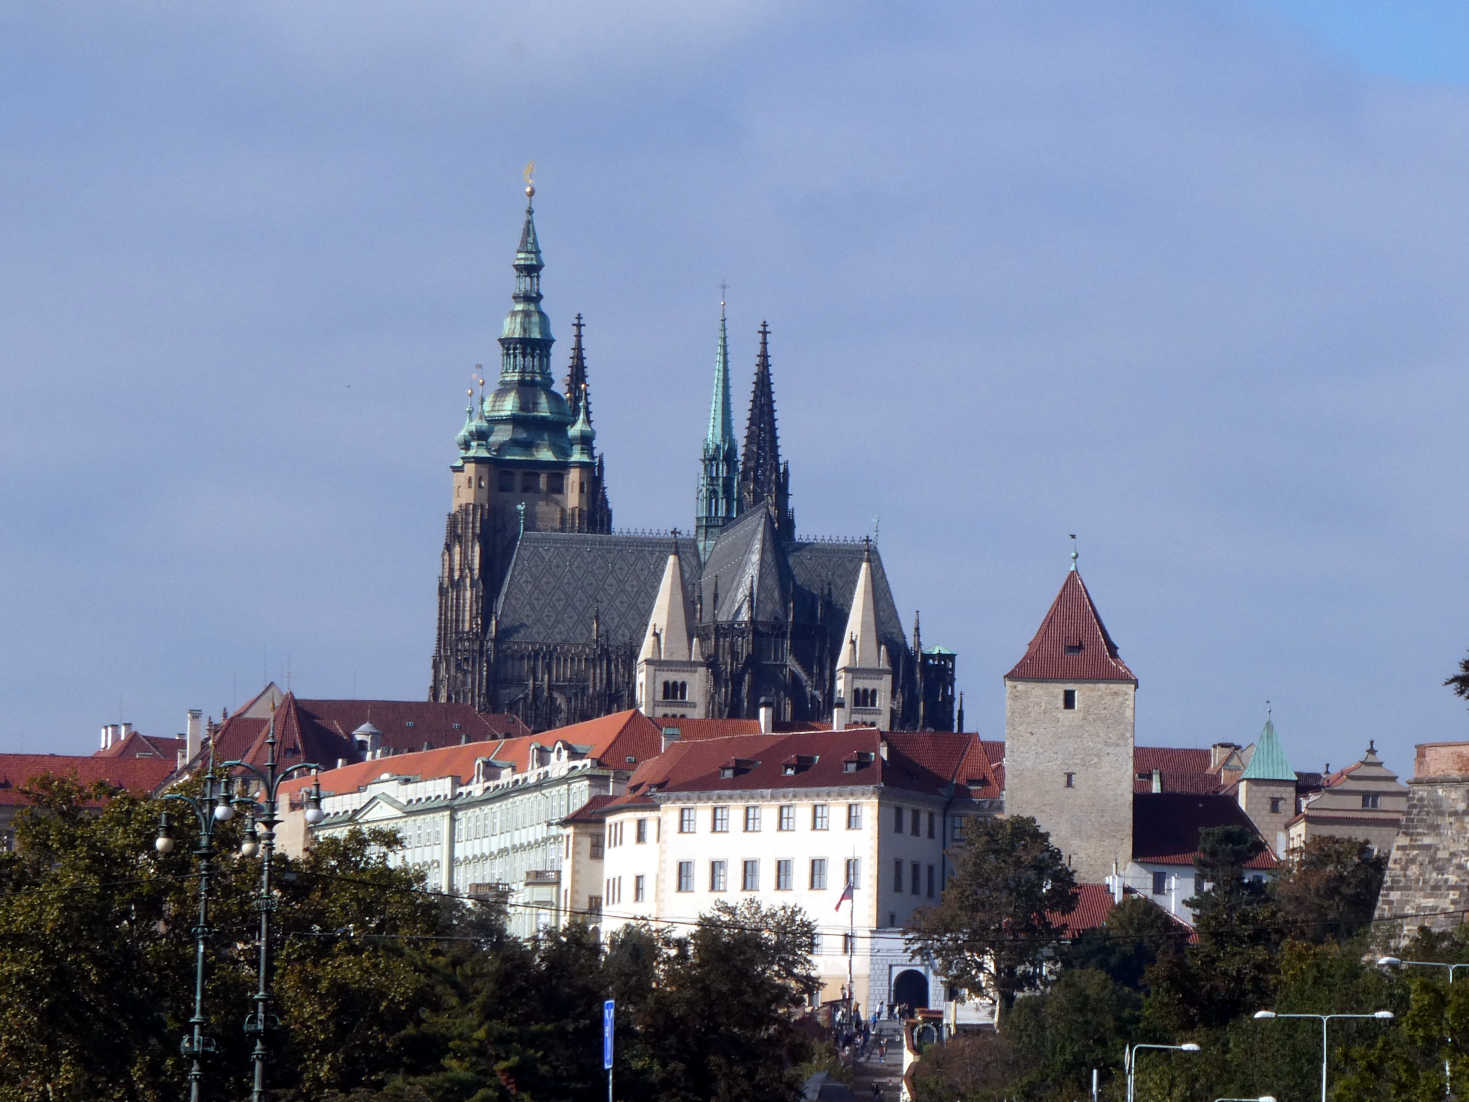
[603,999,615,1070]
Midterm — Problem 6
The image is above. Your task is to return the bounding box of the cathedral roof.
[495,532,701,648]
[1006,569,1136,684]
[700,506,791,623]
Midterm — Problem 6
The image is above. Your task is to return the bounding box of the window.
[893,806,904,833]
[812,933,823,954]
[547,473,564,494]
[634,874,645,902]
[1269,797,1284,814]
[636,818,647,843]
[742,860,760,891]
[1064,772,1075,788]
[710,860,727,892]
[1063,688,1077,710]
[498,470,514,491]
[846,804,862,830]
[844,858,861,890]
[590,835,604,859]
[810,858,828,891]
[812,804,829,831]
[712,806,729,832]
[776,860,793,891]
[911,861,921,895]
[910,809,921,836]
[926,864,935,898]
[1152,870,1168,896]
[677,861,694,892]
[744,806,762,832]
[842,933,855,955]
[521,472,540,492]
[951,816,965,840]
[893,860,904,893]
[588,895,602,915]
[778,805,795,831]
[679,807,696,833]
[1362,793,1382,809]
[928,811,935,839]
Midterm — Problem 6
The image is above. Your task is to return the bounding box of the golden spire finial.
[523,160,535,199]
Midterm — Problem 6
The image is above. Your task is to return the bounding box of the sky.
[3,2,1467,778]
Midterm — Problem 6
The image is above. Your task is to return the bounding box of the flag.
[835,881,854,911]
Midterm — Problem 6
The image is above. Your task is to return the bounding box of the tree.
[1270,835,1386,943]
[1062,895,1190,990]
[907,815,1077,1011]
[1445,652,1469,703]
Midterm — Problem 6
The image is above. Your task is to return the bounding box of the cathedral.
[430,182,957,732]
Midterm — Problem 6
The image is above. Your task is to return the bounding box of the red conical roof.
[1006,570,1136,684]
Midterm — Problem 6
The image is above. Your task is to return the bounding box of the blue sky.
[3,2,1467,779]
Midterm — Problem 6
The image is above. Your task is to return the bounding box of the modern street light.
[1125,1041,1201,1102]
[1253,1009,1394,1102]
[155,770,250,1102]
[1378,956,1469,1096]
[223,723,324,1102]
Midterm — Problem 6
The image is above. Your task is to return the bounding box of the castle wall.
[1003,679,1134,883]
[1373,769,1469,947]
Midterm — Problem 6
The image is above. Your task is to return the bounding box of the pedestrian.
[877,1038,888,1064]
[873,1082,884,1101]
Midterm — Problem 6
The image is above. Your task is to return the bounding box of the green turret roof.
[479,181,574,462]
[1240,718,1295,781]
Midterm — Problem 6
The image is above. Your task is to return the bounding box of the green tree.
[1063,895,1190,990]
[1444,652,1469,703]
[907,815,1077,1011]
[1005,968,1139,1099]
[1271,836,1386,943]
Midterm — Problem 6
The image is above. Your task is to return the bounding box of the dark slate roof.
[1132,792,1277,868]
[700,507,791,623]
[1007,570,1136,683]
[494,532,701,647]
[495,516,909,666]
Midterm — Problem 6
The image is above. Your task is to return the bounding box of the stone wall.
[1373,771,1469,947]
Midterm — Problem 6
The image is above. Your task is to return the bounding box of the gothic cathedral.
[431,183,956,733]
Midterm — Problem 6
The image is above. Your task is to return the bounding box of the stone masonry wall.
[1004,679,1134,884]
[1373,774,1469,948]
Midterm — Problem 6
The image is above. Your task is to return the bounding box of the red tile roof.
[194,691,526,778]
[1131,793,1277,868]
[1006,571,1136,683]
[1132,746,1222,795]
[1050,882,1117,937]
[0,754,175,806]
[282,709,662,801]
[94,730,185,761]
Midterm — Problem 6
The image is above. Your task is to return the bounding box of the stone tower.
[1234,716,1297,855]
[695,302,739,563]
[635,544,710,719]
[736,322,794,541]
[430,181,612,710]
[1003,563,1137,883]
[833,542,894,730]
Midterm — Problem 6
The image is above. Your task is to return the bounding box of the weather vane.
[524,160,535,199]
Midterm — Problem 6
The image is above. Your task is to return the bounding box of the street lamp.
[1253,1009,1394,1102]
[155,771,252,1102]
[223,722,324,1102]
[1125,1041,1201,1102]
[1215,1096,1277,1102]
[1378,956,1469,1096]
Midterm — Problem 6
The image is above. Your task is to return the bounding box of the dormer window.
[1064,643,1083,655]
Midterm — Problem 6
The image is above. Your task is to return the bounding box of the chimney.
[1112,861,1123,904]
[185,709,203,765]
[100,723,126,750]
[1150,768,1162,793]
[832,698,847,733]
[879,738,889,761]
[1209,742,1240,770]
[661,726,682,753]
[758,698,774,735]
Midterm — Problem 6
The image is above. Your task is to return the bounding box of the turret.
[833,541,892,730]
[695,299,739,561]
[636,540,709,719]
[736,322,794,540]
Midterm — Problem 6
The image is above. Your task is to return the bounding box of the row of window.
[891,806,937,839]
[892,859,939,899]
[678,802,861,834]
[675,856,865,894]
[851,687,881,709]
[494,470,567,494]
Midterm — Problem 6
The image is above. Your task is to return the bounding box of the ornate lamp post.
[1378,956,1469,1096]
[155,771,245,1102]
[223,723,324,1102]
[1124,1040,1200,1102]
[1253,1009,1394,1102]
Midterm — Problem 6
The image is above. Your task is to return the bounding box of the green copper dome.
[481,184,574,462]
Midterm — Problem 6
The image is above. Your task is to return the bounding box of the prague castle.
[430,181,957,732]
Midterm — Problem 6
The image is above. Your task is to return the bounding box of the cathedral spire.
[497,179,554,386]
[695,297,739,561]
[564,313,591,422]
[737,321,794,540]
